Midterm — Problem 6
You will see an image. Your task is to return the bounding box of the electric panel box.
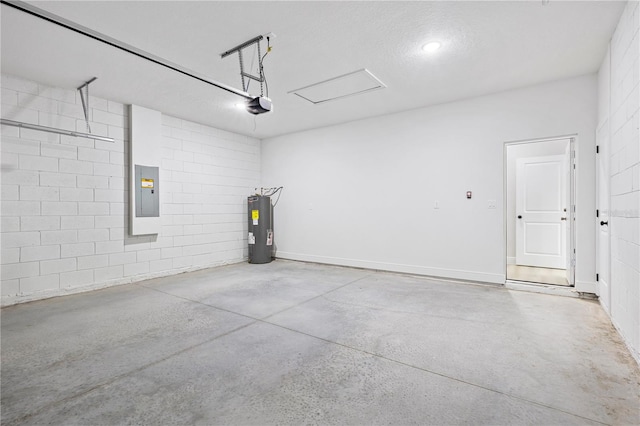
[135,165,159,217]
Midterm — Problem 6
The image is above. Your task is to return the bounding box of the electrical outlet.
[488,200,496,209]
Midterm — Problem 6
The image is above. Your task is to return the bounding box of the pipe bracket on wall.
[77,77,97,133]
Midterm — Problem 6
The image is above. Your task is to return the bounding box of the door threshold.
[505,280,583,298]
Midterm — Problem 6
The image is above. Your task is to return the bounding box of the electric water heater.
[247,195,273,264]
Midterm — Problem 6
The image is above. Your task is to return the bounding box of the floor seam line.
[257,319,610,426]
[317,295,510,325]
[135,282,262,322]
[4,320,258,426]
[6,274,376,426]
[259,273,376,321]
[6,267,619,426]
[136,272,375,323]
[138,274,607,425]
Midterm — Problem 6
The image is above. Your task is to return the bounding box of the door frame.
[503,135,577,286]
[596,120,611,313]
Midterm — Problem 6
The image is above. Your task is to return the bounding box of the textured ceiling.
[1,1,626,139]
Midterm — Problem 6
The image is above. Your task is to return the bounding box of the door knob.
[600,221,608,226]
[517,215,522,219]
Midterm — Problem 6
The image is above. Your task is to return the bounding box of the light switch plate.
[488,200,496,209]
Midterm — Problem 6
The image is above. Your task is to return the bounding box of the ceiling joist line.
[0,0,257,101]
[0,0,271,139]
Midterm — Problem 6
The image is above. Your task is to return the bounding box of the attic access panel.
[289,69,386,104]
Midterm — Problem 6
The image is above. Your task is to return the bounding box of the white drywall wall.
[1,74,260,305]
[129,104,162,236]
[262,75,597,289]
[597,1,639,363]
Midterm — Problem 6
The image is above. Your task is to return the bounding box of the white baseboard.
[504,280,597,298]
[0,257,247,307]
[276,252,505,284]
[505,281,590,298]
[575,280,597,294]
[611,316,640,367]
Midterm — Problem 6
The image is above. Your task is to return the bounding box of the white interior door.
[516,155,566,269]
[597,122,611,313]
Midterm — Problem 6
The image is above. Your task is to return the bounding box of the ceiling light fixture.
[422,41,441,53]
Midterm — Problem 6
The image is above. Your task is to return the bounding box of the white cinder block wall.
[262,75,597,290]
[1,74,260,305]
[598,1,640,362]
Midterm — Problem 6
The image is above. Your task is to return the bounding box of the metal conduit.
[0,119,115,143]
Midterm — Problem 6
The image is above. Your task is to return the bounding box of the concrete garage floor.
[2,260,639,425]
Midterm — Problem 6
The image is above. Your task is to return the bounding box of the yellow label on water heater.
[252,210,259,220]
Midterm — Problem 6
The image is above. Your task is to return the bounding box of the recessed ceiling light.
[422,41,441,53]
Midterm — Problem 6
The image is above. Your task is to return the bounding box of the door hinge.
[596,145,599,154]
[596,273,599,282]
